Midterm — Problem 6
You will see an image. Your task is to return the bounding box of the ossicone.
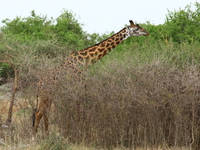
[129,20,134,25]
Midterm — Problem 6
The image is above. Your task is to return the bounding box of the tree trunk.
[6,69,19,125]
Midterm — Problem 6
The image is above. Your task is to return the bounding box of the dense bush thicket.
[0,2,200,149]
[127,2,200,45]
[55,57,200,148]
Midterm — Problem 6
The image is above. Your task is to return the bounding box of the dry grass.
[0,41,200,149]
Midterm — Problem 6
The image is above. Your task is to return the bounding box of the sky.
[0,0,197,34]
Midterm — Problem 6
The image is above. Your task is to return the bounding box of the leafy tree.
[164,2,200,43]
[85,31,115,46]
[1,10,53,41]
[0,34,43,121]
[1,10,89,49]
[53,10,85,49]
[129,2,200,45]
[0,34,64,124]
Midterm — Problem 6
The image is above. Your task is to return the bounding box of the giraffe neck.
[40,27,131,86]
[69,27,130,67]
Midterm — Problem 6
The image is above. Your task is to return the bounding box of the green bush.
[39,134,69,150]
[1,10,90,49]
[164,2,200,43]
[0,63,14,82]
[54,10,85,48]
[1,10,53,41]
[130,2,200,45]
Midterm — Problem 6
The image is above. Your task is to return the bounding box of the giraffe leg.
[32,109,43,137]
[32,95,52,139]
[43,98,52,136]
[43,110,49,136]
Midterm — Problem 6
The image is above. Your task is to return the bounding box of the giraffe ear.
[129,20,135,26]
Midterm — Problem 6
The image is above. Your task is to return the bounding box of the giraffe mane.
[79,28,126,52]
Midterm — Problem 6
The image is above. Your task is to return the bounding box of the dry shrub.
[49,58,200,149]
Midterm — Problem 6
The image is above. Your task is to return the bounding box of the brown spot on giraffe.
[98,48,105,53]
[32,20,149,137]
[89,48,95,52]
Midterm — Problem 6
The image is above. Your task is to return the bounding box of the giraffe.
[32,20,149,136]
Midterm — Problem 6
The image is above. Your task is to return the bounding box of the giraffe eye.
[135,28,139,31]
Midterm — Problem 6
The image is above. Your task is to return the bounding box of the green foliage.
[131,2,200,45]
[2,10,53,41]
[39,134,69,150]
[1,10,91,49]
[144,23,169,44]
[53,10,86,49]
[94,39,200,73]
[85,31,115,46]
[0,63,14,80]
[164,2,200,43]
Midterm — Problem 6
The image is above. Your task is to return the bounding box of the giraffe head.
[126,20,149,37]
